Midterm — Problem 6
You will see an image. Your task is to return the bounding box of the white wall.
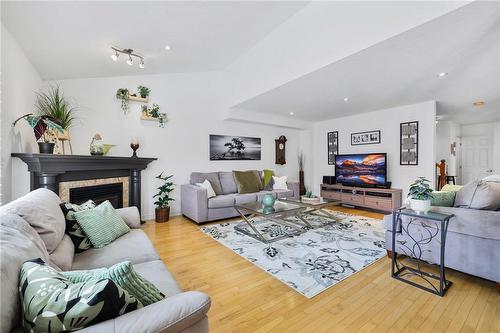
[312,101,436,198]
[0,25,42,204]
[44,72,309,219]
[436,120,461,180]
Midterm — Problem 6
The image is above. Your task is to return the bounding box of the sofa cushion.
[20,258,142,333]
[273,189,294,199]
[454,179,500,210]
[441,184,463,192]
[196,179,216,198]
[219,171,238,194]
[233,170,261,194]
[49,234,74,271]
[229,193,257,205]
[60,200,95,253]
[256,191,277,202]
[133,260,182,297]
[1,188,65,253]
[208,195,235,209]
[272,176,288,190]
[0,212,51,333]
[72,229,160,270]
[262,169,275,190]
[431,191,456,207]
[190,172,223,195]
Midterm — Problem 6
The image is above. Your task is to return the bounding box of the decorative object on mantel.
[400,121,419,165]
[327,131,338,165]
[298,150,306,196]
[110,46,145,68]
[102,144,116,156]
[351,130,381,145]
[154,172,175,222]
[89,134,104,155]
[130,137,140,158]
[12,113,64,154]
[141,104,167,128]
[408,177,433,213]
[275,135,287,165]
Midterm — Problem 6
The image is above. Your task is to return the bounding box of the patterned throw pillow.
[430,191,456,207]
[60,200,96,253]
[62,261,165,306]
[74,200,130,248]
[19,258,142,333]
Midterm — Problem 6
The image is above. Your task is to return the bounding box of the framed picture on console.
[351,130,380,145]
[327,131,338,165]
[400,121,418,165]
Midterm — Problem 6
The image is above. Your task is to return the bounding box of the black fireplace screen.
[70,183,123,208]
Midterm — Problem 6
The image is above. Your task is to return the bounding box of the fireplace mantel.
[12,153,157,217]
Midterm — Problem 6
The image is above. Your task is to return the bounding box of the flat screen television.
[335,153,387,187]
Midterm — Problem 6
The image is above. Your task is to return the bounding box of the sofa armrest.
[181,184,208,223]
[287,181,300,198]
[116,206,141,228]
[79,291,211,333]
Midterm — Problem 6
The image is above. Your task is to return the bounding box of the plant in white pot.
[408,177,433,213]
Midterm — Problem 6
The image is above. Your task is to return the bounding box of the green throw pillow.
[262,169,274,190]
[431,191,456,207]
[233,170,262,194]
[19,258,141,333]
[74,200,130,248]
[441,184,463,192]
[62,261,165,306]
[60,200,96,253]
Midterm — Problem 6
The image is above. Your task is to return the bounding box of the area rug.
[200,210,386,298]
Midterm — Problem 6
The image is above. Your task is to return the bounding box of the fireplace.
[70,183,123,208]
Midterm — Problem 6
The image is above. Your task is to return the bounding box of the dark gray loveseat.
[181,171,299,223]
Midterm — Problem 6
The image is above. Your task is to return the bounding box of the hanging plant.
[116,88,130,113]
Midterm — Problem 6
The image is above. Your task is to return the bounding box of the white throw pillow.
[196,179,216,198]
[272,176,288,190]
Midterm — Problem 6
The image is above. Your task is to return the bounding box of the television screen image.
[335,153,386,186]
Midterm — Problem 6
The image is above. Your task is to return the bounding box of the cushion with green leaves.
[74,200,130,248]
[62,261,165,306]
[60,200,96,253]
[19,258,142,333]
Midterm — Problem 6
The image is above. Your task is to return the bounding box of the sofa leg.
[386,250,393,259]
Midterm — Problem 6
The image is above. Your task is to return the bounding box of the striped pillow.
[74,200,130,248]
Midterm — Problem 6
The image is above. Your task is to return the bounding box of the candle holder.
[130,137,140,158]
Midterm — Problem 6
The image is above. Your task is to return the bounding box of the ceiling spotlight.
[139,60,145,69]
[343,97,349,102]
[126,56,133,66]
[165,45,171,51]
[473,100,485,107]
[110,46,145,68]
[111,51,119,61]
[438,72,448,77]
[290,112,294,116]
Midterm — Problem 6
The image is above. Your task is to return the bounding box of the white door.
[461,136,494,184]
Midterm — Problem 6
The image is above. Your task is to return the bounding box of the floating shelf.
[128,95,149,103]
[140,115,160,122]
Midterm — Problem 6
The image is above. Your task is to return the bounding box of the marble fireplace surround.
[11,154,156,217]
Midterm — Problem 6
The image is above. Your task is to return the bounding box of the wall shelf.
[140,115,160,122]
[128,95,149,103]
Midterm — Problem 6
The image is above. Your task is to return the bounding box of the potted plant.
[408,177,434,213]
[12,114,64,153]
[137,85,151,99]
[116,88,130,113]
[154,172,175,222]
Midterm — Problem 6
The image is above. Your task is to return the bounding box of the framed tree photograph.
[209,135,261,160]
[351,130,381,145]
[400,121,418,165]
[327,131,338,165]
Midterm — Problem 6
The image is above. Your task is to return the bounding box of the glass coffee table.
[279,197,341,229]
[234,201,308,243]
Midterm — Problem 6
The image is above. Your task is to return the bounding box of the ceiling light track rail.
[110,46,145,68]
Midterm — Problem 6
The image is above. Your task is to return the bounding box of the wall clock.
[275,135,287,165]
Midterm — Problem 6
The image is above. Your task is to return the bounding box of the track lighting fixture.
[110,46,144,68]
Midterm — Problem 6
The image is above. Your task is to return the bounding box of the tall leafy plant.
[35,84,76,129]
[154,173,175,208]
[408,177,433,200]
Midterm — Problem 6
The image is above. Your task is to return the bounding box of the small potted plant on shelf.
[116,88,130,113]
[12,114,64,154]
[408,177,433,213]
[154,172,175,222]
[137,85,150,99]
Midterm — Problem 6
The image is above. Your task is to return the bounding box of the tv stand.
[320,184,402,212]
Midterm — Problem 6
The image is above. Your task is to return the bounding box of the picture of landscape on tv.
[335,154,386,186]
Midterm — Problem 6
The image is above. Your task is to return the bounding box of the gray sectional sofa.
[0,189,211,333]
[181,171,299,223]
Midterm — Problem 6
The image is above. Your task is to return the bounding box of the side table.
[391,207,454,296]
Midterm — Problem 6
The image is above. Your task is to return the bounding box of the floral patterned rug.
[200,210,386,298]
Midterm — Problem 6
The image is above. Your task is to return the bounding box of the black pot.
[38,142,55,154]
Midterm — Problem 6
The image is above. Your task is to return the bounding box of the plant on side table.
[12,114,64,154]
[154,172,175,222]
[408,177,433,213]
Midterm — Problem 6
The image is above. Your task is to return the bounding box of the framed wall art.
[351,130,380,145]
[209,135,261,160]
[327,131,338,165]
[400,121,418,165]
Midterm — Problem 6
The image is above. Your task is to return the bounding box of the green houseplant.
[137,85,150,99]
[36,84,76,130]
[12,114,64,153]
[154,172,175,222]
[408,177,434,213]
[116,88,130,113]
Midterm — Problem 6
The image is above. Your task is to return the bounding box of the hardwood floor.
[142,206,499,333]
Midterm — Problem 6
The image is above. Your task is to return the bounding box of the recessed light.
[473,101,485,107]
[438,72,448,77]
[290,112,294,116]
[164,45,171,51]
[343,97,349,102]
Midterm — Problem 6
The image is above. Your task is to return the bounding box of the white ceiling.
[1,1,307,80]
[233,2,500,125]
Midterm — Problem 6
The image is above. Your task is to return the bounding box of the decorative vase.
[38,142,55,154]
[299,170,306,196]
[263,206,276,214]
[155,207,170,222]
[410,198,431,213]
[262,194,275,208]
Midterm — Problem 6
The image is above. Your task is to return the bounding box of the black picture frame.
[327,131,338,165]
[351,130,381,146]
[400,121,419,165]
[209,135,261,161]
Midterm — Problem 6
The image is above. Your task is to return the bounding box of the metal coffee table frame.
[279,197,341,229]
